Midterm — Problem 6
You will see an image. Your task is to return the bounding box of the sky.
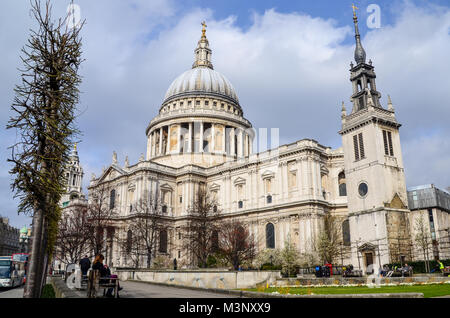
[1,0,449,229]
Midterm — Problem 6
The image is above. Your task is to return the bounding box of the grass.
[247,283,450,298]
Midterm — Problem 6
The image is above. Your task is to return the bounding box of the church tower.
[60,144,85,207]
[339,8,411,271]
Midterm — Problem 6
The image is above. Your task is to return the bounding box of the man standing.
[79,255,91,276]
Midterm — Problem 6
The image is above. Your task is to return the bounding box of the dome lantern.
[192,21,214,69]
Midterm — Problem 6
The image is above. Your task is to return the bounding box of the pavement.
[0,286,24,298]
[117,281,236,298]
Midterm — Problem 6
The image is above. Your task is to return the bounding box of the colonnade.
[147,121,254,160]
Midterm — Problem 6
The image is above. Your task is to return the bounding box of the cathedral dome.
[163,66,239,105]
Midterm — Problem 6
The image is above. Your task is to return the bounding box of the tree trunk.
[23,207,45,298]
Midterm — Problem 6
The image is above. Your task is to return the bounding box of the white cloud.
[1,1,449,226]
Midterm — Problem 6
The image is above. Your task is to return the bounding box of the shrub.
[384,259,450,274]
[261,263,282,271]
[41,284,56,298]
[206,255,217,268]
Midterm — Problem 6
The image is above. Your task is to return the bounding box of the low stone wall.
[114,269,281,289]
[50,276,83,298]
[275,275,450,287]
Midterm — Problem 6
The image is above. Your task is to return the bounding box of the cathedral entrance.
[364,252,374,274]
[358,243,377,275]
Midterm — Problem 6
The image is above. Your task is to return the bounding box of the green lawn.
[248,284,450,298]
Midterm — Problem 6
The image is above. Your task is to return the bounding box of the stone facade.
[0,217,20,256]
[84,15,449,273]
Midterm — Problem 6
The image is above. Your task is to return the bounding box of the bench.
[87,270,120,298]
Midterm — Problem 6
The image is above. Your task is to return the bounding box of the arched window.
[126,230,132,254]
[338,172,347,197]
[236,226,246,252]
[342,220,351,246]
[211,230,219,252]
[159,229,168,253]
[266,223,275,249]
[109,189,116,209]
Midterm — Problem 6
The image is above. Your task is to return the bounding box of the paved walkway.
[118,281,237,298]
[0,286,24,298]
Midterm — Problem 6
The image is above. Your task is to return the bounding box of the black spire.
[352,4,366,65]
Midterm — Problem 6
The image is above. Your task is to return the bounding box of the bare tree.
[316,214,342,264]
[7,0,84,297]
[219,220,256,270]
[118,196,166,268]
[54,203,89,265]
[182,187,220,268]
[86,185,117,258]
[414,215,432,273]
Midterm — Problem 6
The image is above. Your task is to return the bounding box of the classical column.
[177,124,181,153]
[188,122,193,153]
[167,125,172,154]
[244,134,249,157]
[146,133,152,160]
[222,125,226,153]
[230,128,236,157]
[159,127,163,156]
[237,129,243,158]
[211,124,215,153]
[200,122,204,153]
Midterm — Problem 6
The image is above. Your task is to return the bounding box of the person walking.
[79,255,91,276]
[437,260,445,274]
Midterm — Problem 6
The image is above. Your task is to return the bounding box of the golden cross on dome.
[352,4,359,17]
[201,21,207,36]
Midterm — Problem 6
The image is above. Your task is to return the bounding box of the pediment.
[261,170,275,180]
[358,242,376,251]
[209,183,221,191]
[160,183,173,191]
[320,164,329,175]
[97,165,126,183]
[233,177,246,185]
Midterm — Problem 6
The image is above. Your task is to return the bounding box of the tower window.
[382,130,394,156]
[353,135,360,161]
[353,133,365,161]
[358,133,365,159]
[338,172,347,197]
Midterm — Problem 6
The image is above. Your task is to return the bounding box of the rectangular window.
[383,130,389,155]
[358,133,365,159]
[353,135,360,161]
[387,131,394,156]
[383,130,394,156]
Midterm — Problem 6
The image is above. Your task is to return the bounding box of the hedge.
[385,259,450,274]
